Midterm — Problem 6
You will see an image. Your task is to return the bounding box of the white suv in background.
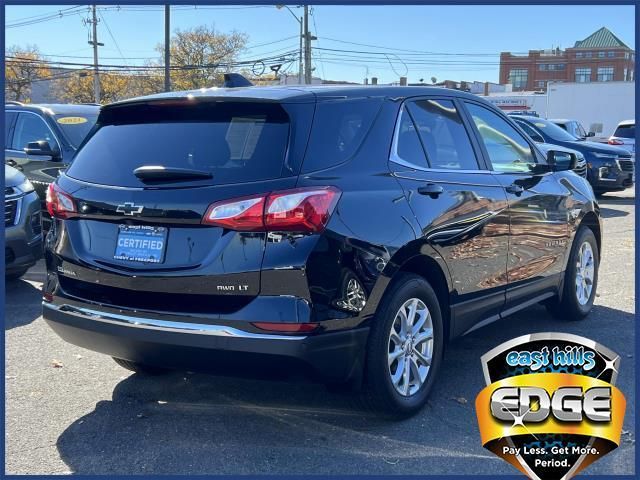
[608,120,635,157]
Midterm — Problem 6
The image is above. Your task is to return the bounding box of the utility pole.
[87,5,103,103]
[298,15,303,84]
[303,5,312,84]
[164,5,171,92]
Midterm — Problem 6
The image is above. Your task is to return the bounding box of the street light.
[276,5,303,84]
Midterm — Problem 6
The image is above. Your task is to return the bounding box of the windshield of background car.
[574,122,588,138]
[613,124,635,139]
[526,118,579,142]
[66,101,298,187]
[54,114,98,148]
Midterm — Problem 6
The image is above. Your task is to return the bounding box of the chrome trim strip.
[4,196,22,226]
[13,196,22,226]
[43,303,308,341]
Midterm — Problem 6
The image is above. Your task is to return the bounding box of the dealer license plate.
[114,225,167,264]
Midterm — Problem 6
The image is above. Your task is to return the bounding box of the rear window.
[67,101,294,187]
[614,124,635,139]
[301,98,383,173]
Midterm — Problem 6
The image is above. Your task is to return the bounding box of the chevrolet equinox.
[43,86,601,415]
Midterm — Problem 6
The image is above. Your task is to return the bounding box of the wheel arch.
[393,253,453,342]
[578,210,602,260]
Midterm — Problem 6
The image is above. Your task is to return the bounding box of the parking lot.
[5,190,635,475]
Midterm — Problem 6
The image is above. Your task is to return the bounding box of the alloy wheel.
[387,298,434,397]
[575,241,595,306]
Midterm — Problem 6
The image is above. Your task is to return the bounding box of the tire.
[6,268,29,281]
[112,357,170,375]
[361,273,444,417]
[546,227,599,321]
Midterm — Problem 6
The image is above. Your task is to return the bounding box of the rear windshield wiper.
[133,165,213,181]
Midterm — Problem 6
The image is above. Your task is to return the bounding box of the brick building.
[499,27,635,91]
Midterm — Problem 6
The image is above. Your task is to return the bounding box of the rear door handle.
[417,183,444,198]
[505,183,524,195]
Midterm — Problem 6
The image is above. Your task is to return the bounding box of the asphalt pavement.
[5,189,635,475]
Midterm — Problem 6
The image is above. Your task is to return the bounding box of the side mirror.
[24,140,60,159]
[547,150,576,172]
[586,132,595,137]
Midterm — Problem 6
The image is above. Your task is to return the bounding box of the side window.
[406,99,479,170]
[5,112,17,146]
[465,103,536,173]
[393,106,429,168]
[12,113,57,151]
[514,120,544,143]
[303,98,383,173]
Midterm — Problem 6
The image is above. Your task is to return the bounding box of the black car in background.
[511,115,634,195]
[4,103,99,227]
[5,165,43,279]
[43,86,601,415]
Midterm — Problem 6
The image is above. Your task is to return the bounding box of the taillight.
[608,138,624,145]
[202,194,266,231]
[202,186,340,233]
[251,322,319,334]
[46,183,77,219]
[265,187,340,232]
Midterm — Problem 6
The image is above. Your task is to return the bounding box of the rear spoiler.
[222,73,254,88]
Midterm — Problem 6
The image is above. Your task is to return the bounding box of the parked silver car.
[4,165,42,279]
[549,118,595,140]
[608,119,635,157]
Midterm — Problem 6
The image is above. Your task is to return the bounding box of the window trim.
[6,110,62,156]
[388,96,489,173]
[4,111,17,146]
[459,99,547,175]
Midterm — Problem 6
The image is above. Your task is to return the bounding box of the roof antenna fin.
[222,73,254,88]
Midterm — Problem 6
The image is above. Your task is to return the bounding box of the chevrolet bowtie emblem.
[116,202,144,216]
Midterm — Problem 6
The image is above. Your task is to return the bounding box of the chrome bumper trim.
[43,303,307,341]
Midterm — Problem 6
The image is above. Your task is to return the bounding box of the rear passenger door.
[390,97,510,337]
[462,101,571,314]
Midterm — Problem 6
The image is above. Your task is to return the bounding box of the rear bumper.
[42,302,369,382]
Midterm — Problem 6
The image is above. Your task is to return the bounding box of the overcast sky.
[5,4,637,84]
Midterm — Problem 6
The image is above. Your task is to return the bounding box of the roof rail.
[5,100,24,106]
[222,73,254,88]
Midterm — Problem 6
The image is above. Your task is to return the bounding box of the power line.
[6,51,299,71]
[6,6,88,28]
[320,36,529,57]
[310,7,326,80]
[6,4,276,28]
[98,10,127,67]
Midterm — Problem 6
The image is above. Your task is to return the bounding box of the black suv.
[511,115,634,196]
[42,86,601,415]
[4,103,99,227]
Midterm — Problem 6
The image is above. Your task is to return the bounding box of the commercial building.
[499,27,635,91]
[484,81,634,138]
